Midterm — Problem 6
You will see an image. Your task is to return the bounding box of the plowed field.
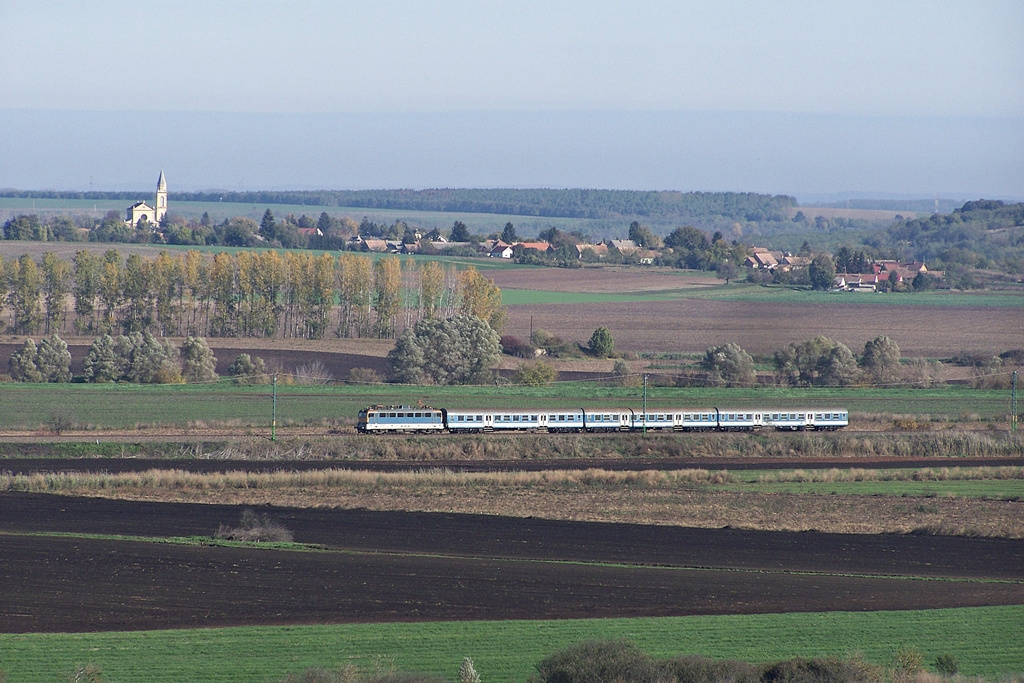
[505,298,1023,356]
[3,492,1022,634]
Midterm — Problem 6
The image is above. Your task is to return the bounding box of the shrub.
[348,367,382,384]
[229,353,269,384]
[295,361,332,386]
[662,654,760,683]
[934,654,959,676]
[762,655,883,683]
[458,657,481,683]
[501,334,536,358]
[892,647,925,683]
[66,663,103,683]
[612,359,641,388]
[530,639,664,683]
[216,509,293,543]
[515,360,557,386]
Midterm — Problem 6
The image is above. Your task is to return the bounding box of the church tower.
[154,170,168,224]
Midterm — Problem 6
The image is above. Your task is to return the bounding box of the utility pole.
[271,374,278,442]
[642,373,648,436]
[1012,370,1018,434]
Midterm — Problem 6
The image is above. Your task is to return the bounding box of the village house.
[574,243,609,259]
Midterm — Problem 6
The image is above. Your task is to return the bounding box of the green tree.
[628,221,661,249]
[35,334,73,382]
[860,335,901,385]
[450,221,471,242]
[717,261,739,284]
[181,336,218,383]
[115,332,179,383]
[259,209,277,242]
[774,336,858,387]
[588,327,614,357]
[41,252,71,334]
[3,214,43,240]
[82,334,120,382]
[228,353,268,384]
[808,254,836,290]
[500,222,517,243]
[8,339,42,382]
[702,342,756,387]
[373,255,402,338]
[515,359,557,386]
[387,314,500,385]
[72,250,102,333]
[10,254,43,334]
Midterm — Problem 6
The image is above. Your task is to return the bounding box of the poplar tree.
[41,252,71,335]
[10,254,42,334]
[73,250,102,333]
[373,255,402,338]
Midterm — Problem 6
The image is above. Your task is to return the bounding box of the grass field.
[498,280,1024,308]
[1,606,1021,682]
[0,382,1014,432]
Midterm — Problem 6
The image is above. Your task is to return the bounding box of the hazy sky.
[1,1,1022,198]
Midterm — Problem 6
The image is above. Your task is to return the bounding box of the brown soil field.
[2,492,1022,633]
[505,299,1024,357]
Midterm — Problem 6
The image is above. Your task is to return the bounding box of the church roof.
[129,201,154,210]
[157,170,167,191]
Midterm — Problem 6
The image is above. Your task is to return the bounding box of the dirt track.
[2,492,1022,633]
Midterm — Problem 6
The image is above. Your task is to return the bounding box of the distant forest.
[0,188,797,223]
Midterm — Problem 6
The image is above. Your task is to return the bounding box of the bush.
[501,334,536,358]
[515,360,557,386]
[216,509,293,543]
[892,647,925,683]
[530,639,665,683]
[229,353,269,384]
[348,367,382,384]
[662,654,760,683]
[295,361,332,386]
[934,654,959,676]
[762,655,882,683]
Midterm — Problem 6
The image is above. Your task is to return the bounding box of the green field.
[1,606,1021,682]
[0,382,1014,432]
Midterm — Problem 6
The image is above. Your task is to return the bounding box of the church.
[125,171,168,227]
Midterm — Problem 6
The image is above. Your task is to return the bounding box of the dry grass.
[757,466,1024,483]
[5,467,1023,538]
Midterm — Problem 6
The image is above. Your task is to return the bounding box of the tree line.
[1,188,798,223]
[0,249,504,340]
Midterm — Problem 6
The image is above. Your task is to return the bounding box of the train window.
[389,413,396,418]
[746,414,752,420]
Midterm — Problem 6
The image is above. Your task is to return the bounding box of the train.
[357,404,849,434]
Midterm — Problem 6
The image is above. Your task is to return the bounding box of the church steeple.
[155,170,168,223]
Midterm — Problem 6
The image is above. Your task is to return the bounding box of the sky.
[1,0,1022,199]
